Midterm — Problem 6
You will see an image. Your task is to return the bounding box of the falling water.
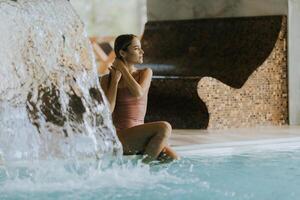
[0,0,122,161]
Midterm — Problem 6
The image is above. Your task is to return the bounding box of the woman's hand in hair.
[112,58,127,73]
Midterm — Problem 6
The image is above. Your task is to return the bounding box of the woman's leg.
[117,121,179,162]
[158,146,179,161]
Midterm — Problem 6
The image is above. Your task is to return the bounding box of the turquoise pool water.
[1,139,300,200]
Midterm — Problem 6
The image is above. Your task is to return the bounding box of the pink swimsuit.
[112,72,149,131]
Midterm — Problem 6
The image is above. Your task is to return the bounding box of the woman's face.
[122,37,144,64]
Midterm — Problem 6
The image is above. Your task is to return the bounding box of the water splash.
[0,0,122,161]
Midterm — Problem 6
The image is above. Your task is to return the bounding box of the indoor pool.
[1,138,300,200]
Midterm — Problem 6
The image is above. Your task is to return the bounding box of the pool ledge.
[170,126,300,156]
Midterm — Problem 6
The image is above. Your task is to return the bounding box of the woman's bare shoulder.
[138,68,152,75]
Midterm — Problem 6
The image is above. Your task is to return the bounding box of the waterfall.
[0,0,122,161]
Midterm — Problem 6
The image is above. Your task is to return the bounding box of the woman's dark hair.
[114,34,137,59]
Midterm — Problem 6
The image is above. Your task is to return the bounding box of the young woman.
[100,34,179,162]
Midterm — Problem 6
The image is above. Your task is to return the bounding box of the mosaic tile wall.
[142,16,287,129]
[198,18,288,129]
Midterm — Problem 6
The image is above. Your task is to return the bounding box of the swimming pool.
[1,137,300,200]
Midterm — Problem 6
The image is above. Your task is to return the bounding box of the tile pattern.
[198,18,288,129]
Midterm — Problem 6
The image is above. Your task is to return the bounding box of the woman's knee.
[157,121,172,137]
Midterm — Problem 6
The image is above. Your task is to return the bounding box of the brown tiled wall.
[198,18,288,129]
[142,16,288,129]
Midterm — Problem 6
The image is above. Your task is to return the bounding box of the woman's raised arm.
[100,68,122,112]
[113,59,152,98]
